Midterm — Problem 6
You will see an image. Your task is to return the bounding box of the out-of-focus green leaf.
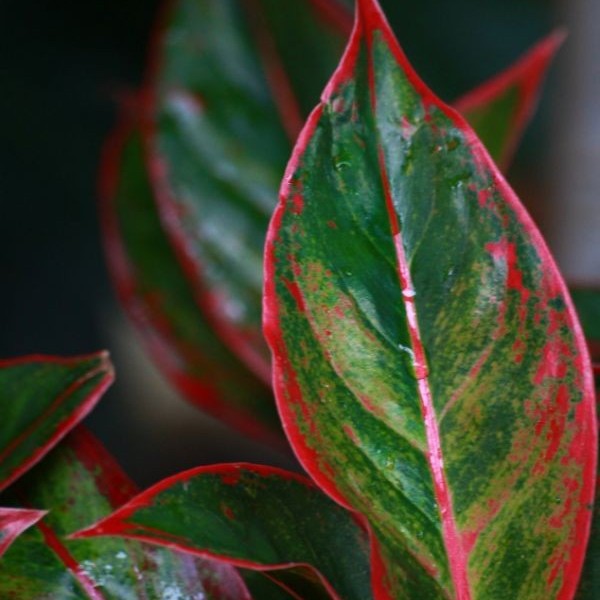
[145,0,350,380]
[102,123,282,446]
[571,288,600,344]
[263,0,596,597]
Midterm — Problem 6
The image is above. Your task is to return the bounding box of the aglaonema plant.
[0,0,597,598]
[105,0,569,442]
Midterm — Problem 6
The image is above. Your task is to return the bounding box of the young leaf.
[455,30,565,169]
[73,464,372,600]
[0,507,46,558]
[139,0,561,386]
[0,428,249,599]
[263,1,596,598]
[144,0,350,381]
[101,121,283,446]
[0,352,113,493]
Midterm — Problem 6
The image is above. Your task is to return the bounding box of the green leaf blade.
[571,288,600,358]
[74,464,372,600]
[0,352,113,493]
[263,1,596,598]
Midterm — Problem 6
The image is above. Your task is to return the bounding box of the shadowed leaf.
[144,0,352,381]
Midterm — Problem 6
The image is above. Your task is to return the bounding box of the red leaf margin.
[262,0,597,598]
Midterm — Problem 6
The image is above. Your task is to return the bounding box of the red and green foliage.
[105,0,565,439]
[74,463,372,599]
[1,0,597,598]
[263,1,595,597]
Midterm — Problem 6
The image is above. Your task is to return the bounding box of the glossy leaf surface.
[0,507,45,558]
[0,352,113,493]
[142,0,557,386]
[263,1,596,598]
[102,123,282,445]
[455,30,564,169]
[74,464,371,600]
[0,428,249,599]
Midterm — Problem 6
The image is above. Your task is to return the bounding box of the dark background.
[0,0,559,484]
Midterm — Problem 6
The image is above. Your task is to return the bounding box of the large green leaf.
[102,122,282,445]
[263,1,596,598]
[141,0,561,385]
[74,464,372,600]
[0,352,113,492]
[0,428,249,599]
